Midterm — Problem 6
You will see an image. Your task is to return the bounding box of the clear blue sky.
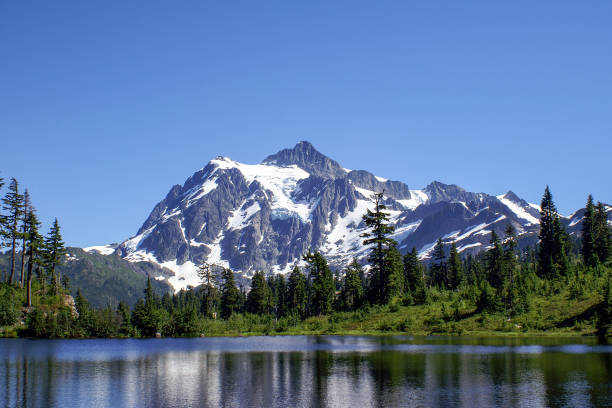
[1,1,611,247]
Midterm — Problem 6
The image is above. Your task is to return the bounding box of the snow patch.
[397,190,429,210]
[83,245,116,256]
[497,194,539,225]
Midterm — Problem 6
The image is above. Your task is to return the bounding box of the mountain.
[81,140,608,293]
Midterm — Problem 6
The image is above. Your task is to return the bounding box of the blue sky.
[1,1,611,247]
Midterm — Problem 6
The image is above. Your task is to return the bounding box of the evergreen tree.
[487,231,504,288]
[117,301,132,336]
[197,262,219,318]
[503,224,519,312]
[272,274,288,317]
[287,265,307,318]
[430,238,446,288]
[447,242,463,290]
[594,202,611,265]
[220,268,241,319]
[537,186,569,279]
[361,191,396,304]
[582,195,598,267]
[246,270,273,315]
[304,251,335,315]
[340,259,364,311]
[24,207,42,307]
[383,244,404,302]
[403,247,420,292]
[597,273,612,340]
[19,190,30,288]
[42,218,66,294]
[2,178,24,285]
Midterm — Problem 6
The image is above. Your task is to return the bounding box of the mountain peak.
[262,141,346,179]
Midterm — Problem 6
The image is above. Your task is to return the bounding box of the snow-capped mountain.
[85,141,604,292]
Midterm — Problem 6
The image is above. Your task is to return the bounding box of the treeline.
[3,184,612,339]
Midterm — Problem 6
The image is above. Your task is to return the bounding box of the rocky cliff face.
[105,141,609,292]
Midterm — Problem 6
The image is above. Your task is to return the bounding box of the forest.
[1,174,612,340]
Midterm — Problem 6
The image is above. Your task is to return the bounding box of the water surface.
[1,336,611,407]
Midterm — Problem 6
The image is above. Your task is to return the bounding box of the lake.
[1,336,611,407]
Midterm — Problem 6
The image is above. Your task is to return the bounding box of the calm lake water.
[1,336,612,407]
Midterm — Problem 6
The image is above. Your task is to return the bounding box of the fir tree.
[246,270,273,315]
[340,259,364,311]
[24,207,42,308]
[304,251,335,315]
[220,268,241,319]
[594,202,611,265]
[197,262,219,318]
[361,191,396,304]
[582,195,598,267]
[503,224,519,312]
[430,238,446,288]
[287,265,307,318]
[2,178,24,285]
[383,244,404,302]
[43,218,66,294]
[19,190,30,288]
[403,247,421,293]
[538,186,571,279]
[597,273,612,340]
[447,242,463,290]
[487,231,504,288]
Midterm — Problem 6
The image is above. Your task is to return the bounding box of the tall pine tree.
[340,259,364,311]
[220,268,241,319]
[25,206,42,308]
[447,242,463,290]
[537,186,569,279]
[430,238,446,288]
[2,178,24,285]
[43,218,66,294]
[19,190,30,288]
[361,192,396,304]
[287,265,307,318]
[246,270,273,315]
[594,202,611,265]
[582,195,598,267]
[304,251,335,315]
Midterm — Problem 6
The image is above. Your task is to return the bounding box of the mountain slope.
[104,141,604,292]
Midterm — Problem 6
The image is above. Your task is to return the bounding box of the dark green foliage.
[486,231,504,288]
[246,271,273,315]
[537,186,570,279]
[404,248,427,304]
[597,273,612,340]
[220,268,241,319]
[304,251,335,315]
[339,259,364,311]
[42,218,66,294]
[582,195,598,267]
[594,202,611,265]
[430,238,446,288]
[477,281,503,313]
[0,284,20,325]
[287,266,307,318]
[383,244,404,302]
[361,192,396,304]
[2,178,24,285]
[447,242,463,290]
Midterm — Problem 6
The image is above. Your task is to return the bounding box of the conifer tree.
[198,262,219,318]
[594,202,611,265]
[403,247,421,293]
[2,178,24,285]
[246,270,273,315]
[25,207,42,307]
[430,238,446,288]
[597,273,612,340]
[537,186,569,279]
[361,191,396,304]
[287,265,307,318]
[220,268,241,319]
[582,195,598,267]
[383,244,404,302]
[43,218,66,294]
[503,224,518,311]
[304,251,335,315]
[447,242,463,290]
[487,231,504,288]
[19,190,30,288]
[340,259,364,311]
